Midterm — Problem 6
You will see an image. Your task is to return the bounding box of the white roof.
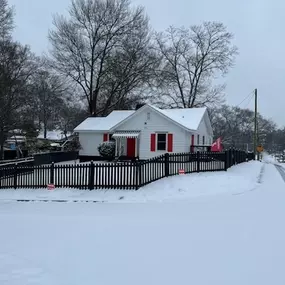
[74,110,135,132]
[6,135,26,143]
[74,105,207,132]
[158,107,207,130]
[112,104,206,131]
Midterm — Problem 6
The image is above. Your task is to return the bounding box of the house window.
[197,135,200,145]
[157,133,167,151]
[202,136,205,145]
[147,112,150,120]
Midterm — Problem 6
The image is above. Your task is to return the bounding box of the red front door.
[127,138,136,157]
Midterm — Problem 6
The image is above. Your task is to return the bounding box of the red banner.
[211,137,223,152]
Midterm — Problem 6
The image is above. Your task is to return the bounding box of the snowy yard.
[1,156,285,284]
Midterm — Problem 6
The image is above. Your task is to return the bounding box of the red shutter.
[191,135,195,152]
[103,133,108,142]
[150,134,156,152]
[167,133,173,152]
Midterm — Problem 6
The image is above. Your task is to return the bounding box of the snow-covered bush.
[63,137,81,152]
[98,141,115,160]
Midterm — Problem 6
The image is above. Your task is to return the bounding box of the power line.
[236,90,255,108]
[243,94,255,109]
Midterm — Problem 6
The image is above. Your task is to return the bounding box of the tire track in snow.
[257,163,266,184]
[275,164,285,182]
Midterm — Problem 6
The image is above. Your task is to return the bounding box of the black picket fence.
[0,151,79,179]
[1,149,29,160]
[0,159,34,179]
[34,151,78,165]
[0,149,254,190]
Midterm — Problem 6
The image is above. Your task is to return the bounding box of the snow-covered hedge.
[98,141,115,160]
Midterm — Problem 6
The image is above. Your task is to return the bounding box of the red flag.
[211,137,223,152]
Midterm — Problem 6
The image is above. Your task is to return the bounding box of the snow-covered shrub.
[63,137,82,152]
[98,141,115,160]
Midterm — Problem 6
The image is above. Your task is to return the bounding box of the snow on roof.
[147,104,206,130]
[74,105,206,132]
[160,107,207,130]
[74,110,135,132]
[6,135,26,143]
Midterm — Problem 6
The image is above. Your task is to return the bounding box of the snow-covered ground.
[1,156,285,284]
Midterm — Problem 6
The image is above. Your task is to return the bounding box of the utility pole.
[254,88,258,160]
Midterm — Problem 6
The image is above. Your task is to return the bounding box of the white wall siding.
[79,132,103,156]
[185,115,213,151]
[196,115,213,145]
[115,107,188,159]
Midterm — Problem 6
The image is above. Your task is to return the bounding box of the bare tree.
[48,0,156,116]
[29,67,67,138]
[210,105,277,151]
[0,0,14,39]
[0,41,35,158]
[59,103,88,139]
[154,22,238,108]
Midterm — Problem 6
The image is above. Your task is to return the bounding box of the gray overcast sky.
[8,0,285,127]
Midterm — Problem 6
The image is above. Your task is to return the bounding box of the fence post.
[197,151,200,173]
[224,151,228,171]
[247,152,251,162]
[88,161,95,190]
[165,153,169,177]
[228,148,232,168]
[14,163,18,189]
[50,162,54,184]
[135,161,141,190]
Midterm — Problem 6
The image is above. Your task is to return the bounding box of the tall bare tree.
[0,0,14,39]
[154,22,238,108]
[58,103,88,138]
[29,67,67,138]
[48,0,156,116]
[0,41,35,158]
[209,105,277,151]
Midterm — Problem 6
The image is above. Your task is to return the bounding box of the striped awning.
[112,131,140,138]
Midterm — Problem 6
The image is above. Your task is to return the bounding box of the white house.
[74,104,213,161]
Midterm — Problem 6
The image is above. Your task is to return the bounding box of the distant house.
[74,104,213,161]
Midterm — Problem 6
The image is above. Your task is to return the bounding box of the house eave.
[74,129,110,133]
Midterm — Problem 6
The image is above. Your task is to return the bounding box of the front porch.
[112,131,140,161]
